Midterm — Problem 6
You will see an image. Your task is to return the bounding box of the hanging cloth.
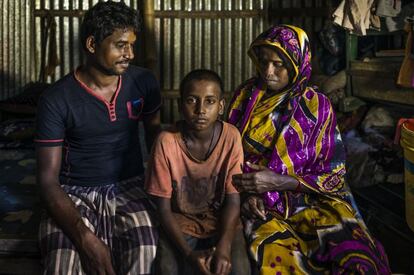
[333,0,376,35]
[397,20,414,88]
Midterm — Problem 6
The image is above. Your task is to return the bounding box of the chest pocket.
[126,98,144,120]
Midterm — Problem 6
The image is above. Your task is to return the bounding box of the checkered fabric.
[39,176,158,275]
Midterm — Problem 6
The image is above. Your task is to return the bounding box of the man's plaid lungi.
[39,176,158,275]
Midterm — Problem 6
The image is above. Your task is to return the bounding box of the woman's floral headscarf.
[249,25,312,97]
[228,25,313,137]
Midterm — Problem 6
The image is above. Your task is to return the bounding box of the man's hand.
[78,231,115,275]
[241,195,267,221]
[210,247,232,275]
[187,248,215,275]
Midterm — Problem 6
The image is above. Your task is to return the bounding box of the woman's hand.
[232,162,276,193]
[232,162,300,193]
[241,195,267,221]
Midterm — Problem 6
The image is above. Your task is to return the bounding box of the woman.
[229,25,391,274]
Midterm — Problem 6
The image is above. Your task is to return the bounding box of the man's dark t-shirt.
[35,65,161,186]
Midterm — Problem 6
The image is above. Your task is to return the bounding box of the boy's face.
[88,28,136,75]
[180,80,224,131]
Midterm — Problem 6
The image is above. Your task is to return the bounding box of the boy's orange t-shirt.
[145,121,243,238]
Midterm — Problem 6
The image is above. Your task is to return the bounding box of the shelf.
[349,59,414,106]
[358,30,404,36]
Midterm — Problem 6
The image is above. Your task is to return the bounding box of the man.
[35,2,160,274]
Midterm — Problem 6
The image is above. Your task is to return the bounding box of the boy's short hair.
[80,1,140,51]
[179,69,224,98]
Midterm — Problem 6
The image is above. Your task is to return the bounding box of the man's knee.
[42,249,83,275]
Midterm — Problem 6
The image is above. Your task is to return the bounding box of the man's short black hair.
[80,1,140,51]
[179,69,224,98]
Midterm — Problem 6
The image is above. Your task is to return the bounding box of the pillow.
[0,82,50,115]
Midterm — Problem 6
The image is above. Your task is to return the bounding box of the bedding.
[0,148,40,254]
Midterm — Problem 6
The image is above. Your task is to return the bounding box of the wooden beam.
[34,9,265,19]
[142,0,158,77]
[269,8,329,17]
[34,9,84,17]
[154,10,265,19]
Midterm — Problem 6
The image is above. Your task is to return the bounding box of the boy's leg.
[154,230,182,275]
[112,177,158,275]
[230,228,251,275]
[39,185,110,275]
[154,231,201,275]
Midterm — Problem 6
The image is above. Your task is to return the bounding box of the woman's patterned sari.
[228,25,390,274]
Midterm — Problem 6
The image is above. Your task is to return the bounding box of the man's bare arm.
[37,147,115,275]
[142,110,161,152]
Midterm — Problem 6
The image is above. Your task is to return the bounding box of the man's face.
[180,80,224,131]
[91,28,136,75]
[257,46,290,93]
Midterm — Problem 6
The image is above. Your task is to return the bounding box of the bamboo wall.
[0,0,34,100]
[0,0,339,123]
[32,0,141,84]
[269,0,333,46]
[30,0,268,122]
[153,0,267,122]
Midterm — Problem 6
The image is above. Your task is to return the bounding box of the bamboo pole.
[142,0,158,79]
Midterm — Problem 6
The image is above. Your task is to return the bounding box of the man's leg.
[39,214,85,275]
[39,185,106,275]
[112,177,158,275]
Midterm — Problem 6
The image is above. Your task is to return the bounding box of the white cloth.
[333,0,375,35]
[376,0,401,18]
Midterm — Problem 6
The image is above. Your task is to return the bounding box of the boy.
[145,69,250,275]
[36,2,160,274]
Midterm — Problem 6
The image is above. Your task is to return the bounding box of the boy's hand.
[187,248,215,275]
[210,247,232,275]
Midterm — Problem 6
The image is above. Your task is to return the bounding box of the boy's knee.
[231,229,251,275]
[154,233,181,275]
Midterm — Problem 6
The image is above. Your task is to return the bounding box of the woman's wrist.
[278,174,301,192]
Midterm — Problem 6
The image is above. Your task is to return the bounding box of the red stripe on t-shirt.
[74,69,122,122]
[34,139,64,143]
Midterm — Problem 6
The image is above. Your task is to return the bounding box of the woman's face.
[257,46,290,93]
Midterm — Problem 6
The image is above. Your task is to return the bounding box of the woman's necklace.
[182,121,217,160]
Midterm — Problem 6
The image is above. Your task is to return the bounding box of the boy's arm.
[37,147,115,275]
[155,197,213,275]
[213,193,240,274]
